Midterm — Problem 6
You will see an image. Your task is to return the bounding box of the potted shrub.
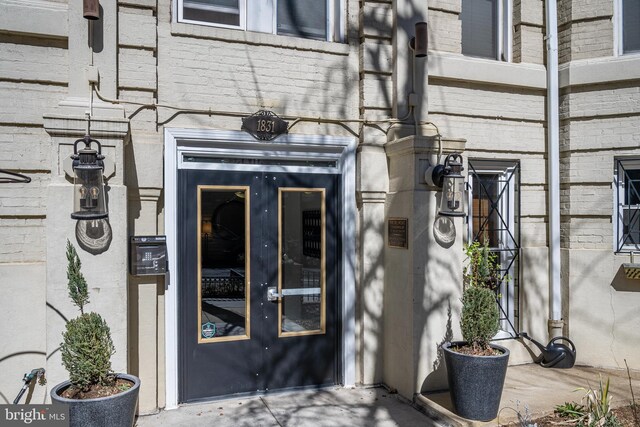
[50,240,140,427]
[441,239,510,421]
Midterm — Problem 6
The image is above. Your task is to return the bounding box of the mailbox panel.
[130,235,167,276]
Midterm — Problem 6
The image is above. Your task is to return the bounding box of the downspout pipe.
[545,0,562,337]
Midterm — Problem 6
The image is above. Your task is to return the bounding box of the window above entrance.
[620,0,640,54]
[460,0,511,61]
[178,0,343,42]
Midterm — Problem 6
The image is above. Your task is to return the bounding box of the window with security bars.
[615,159,640,252]
[179,0,338,42]
[468,160,520,337]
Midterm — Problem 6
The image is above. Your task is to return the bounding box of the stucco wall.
[422,0,640,375]
[0,0,67,404]
[121,0,361,412]
[423,0,550,370]
[559,47,640,369]
[564,250,640,367]
[2,0,640,413]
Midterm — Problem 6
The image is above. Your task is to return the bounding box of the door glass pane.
[472,173,501,247]
[183,0,241,27]
[199,187,249,342]
[277,0,327,40]
[279,189,325,336]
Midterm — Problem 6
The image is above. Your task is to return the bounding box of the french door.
[178,169,341,402]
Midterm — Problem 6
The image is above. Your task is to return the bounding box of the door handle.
[267,286,321,301]
[267,287,282,301]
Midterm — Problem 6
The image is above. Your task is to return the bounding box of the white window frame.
[615,0,621,56]
[503,0,513,62]
[179,0,247,30]
[614,0,640,56]
[176,0,343,42]
[614,158,640,252]
[461,0,512,62]
[467,160,519,337]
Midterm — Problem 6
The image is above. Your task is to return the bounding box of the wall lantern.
[425,153,466,217]
[71,135,108,220]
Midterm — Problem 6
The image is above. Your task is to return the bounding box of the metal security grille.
[201,269,245,298]
[468,160,521,336]
[615,159,640,252]
[302,268,321,304]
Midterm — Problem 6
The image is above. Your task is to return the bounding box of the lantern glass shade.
[71,164,108,220]
[439,173,466,217]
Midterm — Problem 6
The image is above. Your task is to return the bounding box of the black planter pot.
[442,341,509,421]
[50,374,140,427]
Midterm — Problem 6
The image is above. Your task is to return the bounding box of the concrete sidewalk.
[135,366,640,426]
[418,364,640,426]
[135,387,441,427]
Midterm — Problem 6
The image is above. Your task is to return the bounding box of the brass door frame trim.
[277,188,326,338]
[197,185,251,344]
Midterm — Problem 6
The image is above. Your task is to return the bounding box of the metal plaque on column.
[388,218,408,249]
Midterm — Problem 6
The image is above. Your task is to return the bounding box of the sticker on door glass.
[201,322,217,339]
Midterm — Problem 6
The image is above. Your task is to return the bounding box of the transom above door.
[178,168,340,401]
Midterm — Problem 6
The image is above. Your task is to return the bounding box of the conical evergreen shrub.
[60,240,115,390]
[461,240,502,351]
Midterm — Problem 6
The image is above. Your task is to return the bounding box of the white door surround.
[163,128,356,408]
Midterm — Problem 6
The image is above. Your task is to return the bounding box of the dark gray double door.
[178,169,340,402]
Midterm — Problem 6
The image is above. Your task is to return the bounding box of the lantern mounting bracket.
[426,163,446,188]
[72,135,104,162]
[425,153,463,188]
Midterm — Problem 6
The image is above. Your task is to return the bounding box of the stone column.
[127,187,162,414]
[125,137,165,414]
[42,0,128,396]
[383,128,466,399]
[356,144,389,385]
[43,113,129,397]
